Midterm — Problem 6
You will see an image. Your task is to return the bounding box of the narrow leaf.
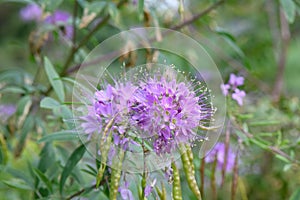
[44,57,65,102]
[280,0,296,23]
[37,130,79,143]
[33,168,53,193]
[40,97,60,109]
[59,144,86,194]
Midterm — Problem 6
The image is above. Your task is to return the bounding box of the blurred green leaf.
[289,188,300,200]
[33,168,53,193]
[275,154,290,163]
[138,0,144,20]
[40,97,60,109]
[14,115,35,157]
[2,179,33,190]
[38,143,56,172]
[59,144,86,194]
[16,95,32,116]
[280,0,296,23]
[0,86,26,94]
[37,130,79,143]
[86,1,107,15]
[40,0,63,12]
[107,3,119,23]
[54,105,75,129]
[248,120,280,127]
[44,57,65,102]
[215,26,236,42]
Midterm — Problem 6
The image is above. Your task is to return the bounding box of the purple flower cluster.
[221,73,246,106]
[131,77,213,154]
[205,142,235,172]
[81,70,214,155]
[20,3,73,39]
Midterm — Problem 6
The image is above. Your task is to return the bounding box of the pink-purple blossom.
[81,69,214,155]
[20,3,42,21]
[45,10,73,39]
[205,142,236,172]
[0,104,16,124]
[221,73,246,106]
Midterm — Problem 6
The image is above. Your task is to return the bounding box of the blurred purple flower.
[232,89,246,106]
[229,73,244,88]
[20,3,42,22]
[45,10,73,39]
[0,104,16,124]
[144,178,156,197]
[119,182,134,200]
[220,84,230,96]
[205,142,235,172]
[221,73,246,106]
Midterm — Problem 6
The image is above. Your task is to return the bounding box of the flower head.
[80,67,214,156]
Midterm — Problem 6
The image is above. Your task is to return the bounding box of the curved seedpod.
[96,132,113,187]
[156,182,167,200]
[171,162,182,200]
[96,117,116,187]
[179,145,202,200]
[109,149,125,200]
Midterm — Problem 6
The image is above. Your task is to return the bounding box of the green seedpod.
[185,144,195,171]
[96,131,113,187]
[171,162,182,200]
[180,145,202,200]
[156,182,167,200]
[109,149,125,200]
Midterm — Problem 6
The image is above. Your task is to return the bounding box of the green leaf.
[107,3,119,23]
[215,26,236,42]
[44,57,65,102]
[40,97,60,109]
[59,144,86,194]
[33,168,53,193]
[38,143,56,172]
[54,105,75,129]
[37,130,79,143]
[280,0,296,23]
[0,86,26,94]
[138,0,144,20]
[14,115,34,157]
[16,95,32,116]
[275,154,290,163]
[86,1,107,14]
[2,179,33,190]
[289,188,300,200]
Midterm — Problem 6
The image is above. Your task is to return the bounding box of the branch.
[272,8,290,102]
[171,0,225,30]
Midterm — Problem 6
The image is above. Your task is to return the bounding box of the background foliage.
[0,0,300,199]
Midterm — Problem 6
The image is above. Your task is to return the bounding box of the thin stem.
[72,0,78,46]
[272,8,290,102]
[200,157,205,198]
[221,120,231,187]
[171,0,225,30]
[231,149,239,200]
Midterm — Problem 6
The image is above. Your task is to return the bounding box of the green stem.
[109,149,125,200]
[179,144,202,200]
